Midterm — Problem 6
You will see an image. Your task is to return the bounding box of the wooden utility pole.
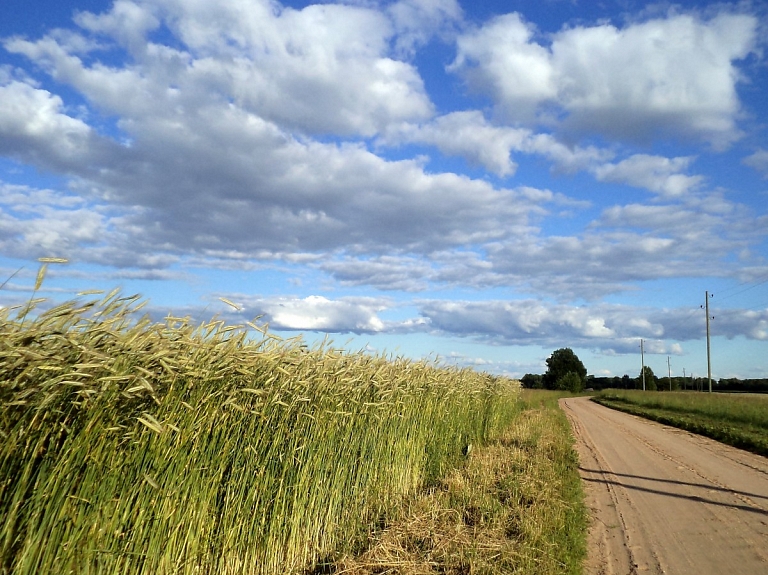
[641,339,645,391]
[705,291,712,393]
[667,356,671,391]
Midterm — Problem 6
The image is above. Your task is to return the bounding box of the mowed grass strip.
[0,288,520,575]
[593,390,768,456]
[331,390,587,575]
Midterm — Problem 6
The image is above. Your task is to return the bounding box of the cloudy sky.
[1,0,767,380]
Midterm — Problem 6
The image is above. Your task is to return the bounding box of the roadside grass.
[593,390,768,457]
[330,389,587,575]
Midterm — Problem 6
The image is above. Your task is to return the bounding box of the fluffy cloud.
[3,3,561,262]
[0,84,546,262]
[387,111,527,176]
[318,255,436,292]
[450,13,555,122]
[235,294,390,333]
[593,155,704,197]
[743,149,768,178]
[230,295,768,351]
[0,80,97,171]
[0,181,179,268]
[56,0,431,137]
[387,0,463,57]
[0,0,765,309]
[74,0,161,53]
[463,193,767,300]
[416,299,768,348]
[0,183,104,258]
[450,11,758,146]
[385,110,609,176]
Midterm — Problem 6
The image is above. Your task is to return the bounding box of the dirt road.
[560,396,768,575]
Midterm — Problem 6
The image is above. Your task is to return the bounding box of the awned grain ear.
[34,257,69,290]
[33,263,47,291]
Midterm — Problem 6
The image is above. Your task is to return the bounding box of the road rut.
[560,396,768,574]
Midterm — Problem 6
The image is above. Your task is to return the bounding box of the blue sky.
[1,0,767,380]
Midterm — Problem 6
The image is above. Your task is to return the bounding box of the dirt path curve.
[560,396,768,575]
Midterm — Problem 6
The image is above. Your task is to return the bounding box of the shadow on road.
[579,467,768,516]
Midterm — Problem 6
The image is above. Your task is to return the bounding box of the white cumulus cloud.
[593,154,704,198]
[743,149,768,178]
[238,295,389,333]
[385,110,610,176]
[450,11,758,147]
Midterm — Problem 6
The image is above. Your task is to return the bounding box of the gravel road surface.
[560,396,768,574]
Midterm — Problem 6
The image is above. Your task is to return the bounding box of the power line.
[718,279,768,302]
[716,270,768,302]
[660,305,703,339]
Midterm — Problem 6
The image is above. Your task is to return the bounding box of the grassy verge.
[593,390,768,457]
[329,390,587,575]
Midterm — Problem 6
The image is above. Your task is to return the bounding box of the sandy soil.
[560,396,768,575]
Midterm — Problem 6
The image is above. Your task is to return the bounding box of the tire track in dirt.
[562,399,658,575]
[561,397,768,575]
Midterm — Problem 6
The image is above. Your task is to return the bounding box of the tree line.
[585,374,768,393]
[521,349,768,393]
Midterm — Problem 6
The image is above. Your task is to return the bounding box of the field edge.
[325,390,588,575]
[592,393,768,458]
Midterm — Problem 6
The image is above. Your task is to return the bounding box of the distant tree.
[557,371,584,393]
[521,373,544,389]
[621,374,631,389]
[639,365,657,391]
[543,348,587,391]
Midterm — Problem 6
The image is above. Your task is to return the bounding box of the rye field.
[594,389,768,456]
[1,280,528,574]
